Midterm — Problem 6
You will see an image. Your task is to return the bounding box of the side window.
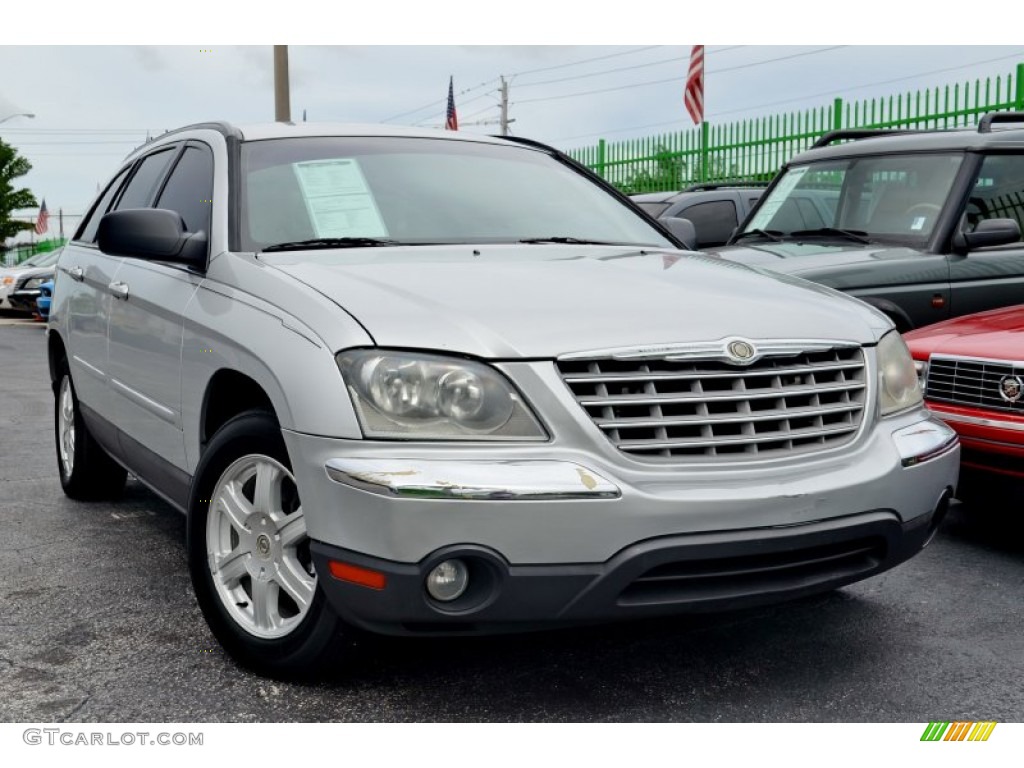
[967,155,1024,238]
[114,148,176,211]
[681,200,738,248]
[75,166,130,244]
[155,145,214,234]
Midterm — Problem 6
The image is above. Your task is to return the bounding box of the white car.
[1,249,61,310]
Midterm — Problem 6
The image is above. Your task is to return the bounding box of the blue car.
[35,279,54,320]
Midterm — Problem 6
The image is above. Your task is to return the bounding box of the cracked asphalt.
[1,322,1022,722]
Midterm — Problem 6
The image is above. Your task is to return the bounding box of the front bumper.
[283,411,958,633]
[311,506,945,636]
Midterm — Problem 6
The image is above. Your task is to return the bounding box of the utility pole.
[274,45,291,122]
[499,77,514,136]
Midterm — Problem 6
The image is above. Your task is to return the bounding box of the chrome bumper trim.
[892,419,959,468]
[934,409,1024,433]
[324,458,621,500]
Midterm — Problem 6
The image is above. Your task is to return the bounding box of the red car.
[905,305,1024,503]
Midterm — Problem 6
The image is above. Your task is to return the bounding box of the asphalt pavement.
[0,322,1021,722]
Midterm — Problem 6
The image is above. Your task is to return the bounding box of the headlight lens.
[877,331,923,416]
[337,349,546,440]
[22,277,44,290]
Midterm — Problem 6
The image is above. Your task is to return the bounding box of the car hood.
[904,304,1024,361]
[264,244,892,359]
[706,241,924,280]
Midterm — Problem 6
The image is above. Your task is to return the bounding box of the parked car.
[7,266,56,314]
[631,183,767,248]
[711,112,1024,332]
[36,279,54,321]
[49,121,958,677]
[905,304,1024,503]
[0,248,61,311]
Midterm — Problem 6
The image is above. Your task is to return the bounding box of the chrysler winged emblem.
[999,375,1023,403]
[725,339,756,364]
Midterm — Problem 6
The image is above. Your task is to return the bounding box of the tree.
[0,139,38,242]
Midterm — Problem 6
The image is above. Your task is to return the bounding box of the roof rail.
[682,181,770,191]
[977,112,1024,133]
[811,128,918,148]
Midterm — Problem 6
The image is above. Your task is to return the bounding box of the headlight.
[877,331,923,416]
[337,349,547,440]
[22,277,44,290]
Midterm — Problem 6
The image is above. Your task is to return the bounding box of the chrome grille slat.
[558,343,867,460]
[578,380,864,407]
[597,402,863,429]
[617,423,859,451]
[925,356,1024,414]
[561,360,864,383]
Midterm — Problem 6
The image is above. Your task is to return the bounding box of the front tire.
[54,359,127,500]
[187,410,345,678]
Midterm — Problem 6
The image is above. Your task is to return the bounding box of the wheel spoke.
[213,546,250,586]
[253,462,282,515]
[218,481,253,533]
[251,576,281,631]
[274,559,315,610]
[277,509,307,548]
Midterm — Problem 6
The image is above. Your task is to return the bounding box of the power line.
[550,49,1024,144]
[516,46,849,106]
[515,46,746,89]
[507,45,663,78]
[380,77,500,123]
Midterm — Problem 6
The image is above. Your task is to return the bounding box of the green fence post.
[596,138,606,179]
[700,121,710,182]
[833,97,843,131]
[1015,64,1024,110]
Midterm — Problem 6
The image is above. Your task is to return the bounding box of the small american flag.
[445,76,458,131]
[34,199,49,235]
[684,45,704,125]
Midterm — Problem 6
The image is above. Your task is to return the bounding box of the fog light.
[426,559,469,602]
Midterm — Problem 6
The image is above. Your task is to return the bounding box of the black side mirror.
[662,216,697,250]
[952,217,1021,254]
[97,208,208,269]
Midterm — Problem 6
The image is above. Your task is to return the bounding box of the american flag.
[445,76,458,131]
[684,45,705,125]
[34,199,49,235]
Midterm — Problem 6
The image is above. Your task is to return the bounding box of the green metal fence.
[569,63,1024,194]
[2,237,67,268]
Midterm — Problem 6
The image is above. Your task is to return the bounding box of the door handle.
[69,266,85,282]
[108,281,130,300]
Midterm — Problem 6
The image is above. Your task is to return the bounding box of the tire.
[54,359,127,500]
[187,410,345,678]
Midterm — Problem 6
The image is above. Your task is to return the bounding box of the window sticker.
[292,159,388,238]
[911,216,927,231]
[747,166,809,230]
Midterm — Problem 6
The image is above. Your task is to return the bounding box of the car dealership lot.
[0,324,1021,723]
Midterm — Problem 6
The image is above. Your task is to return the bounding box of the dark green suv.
[712,112,1024,331]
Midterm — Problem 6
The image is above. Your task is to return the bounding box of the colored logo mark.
[921,721,997,741]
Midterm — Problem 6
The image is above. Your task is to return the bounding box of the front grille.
[557,344,867,459]
[618,536,886,606]
[926,356,1024,414]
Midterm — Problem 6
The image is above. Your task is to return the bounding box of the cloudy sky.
[1,8,1020,242]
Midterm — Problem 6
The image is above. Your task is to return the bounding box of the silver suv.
[48,122,959,677]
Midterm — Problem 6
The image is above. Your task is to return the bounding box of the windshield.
[741,153,964,245]
[239,137,673,252]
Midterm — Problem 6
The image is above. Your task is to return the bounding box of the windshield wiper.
[518,236,620,245]
[262,237,402,252]
[731,228,786,243]
[789,227,872,244]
